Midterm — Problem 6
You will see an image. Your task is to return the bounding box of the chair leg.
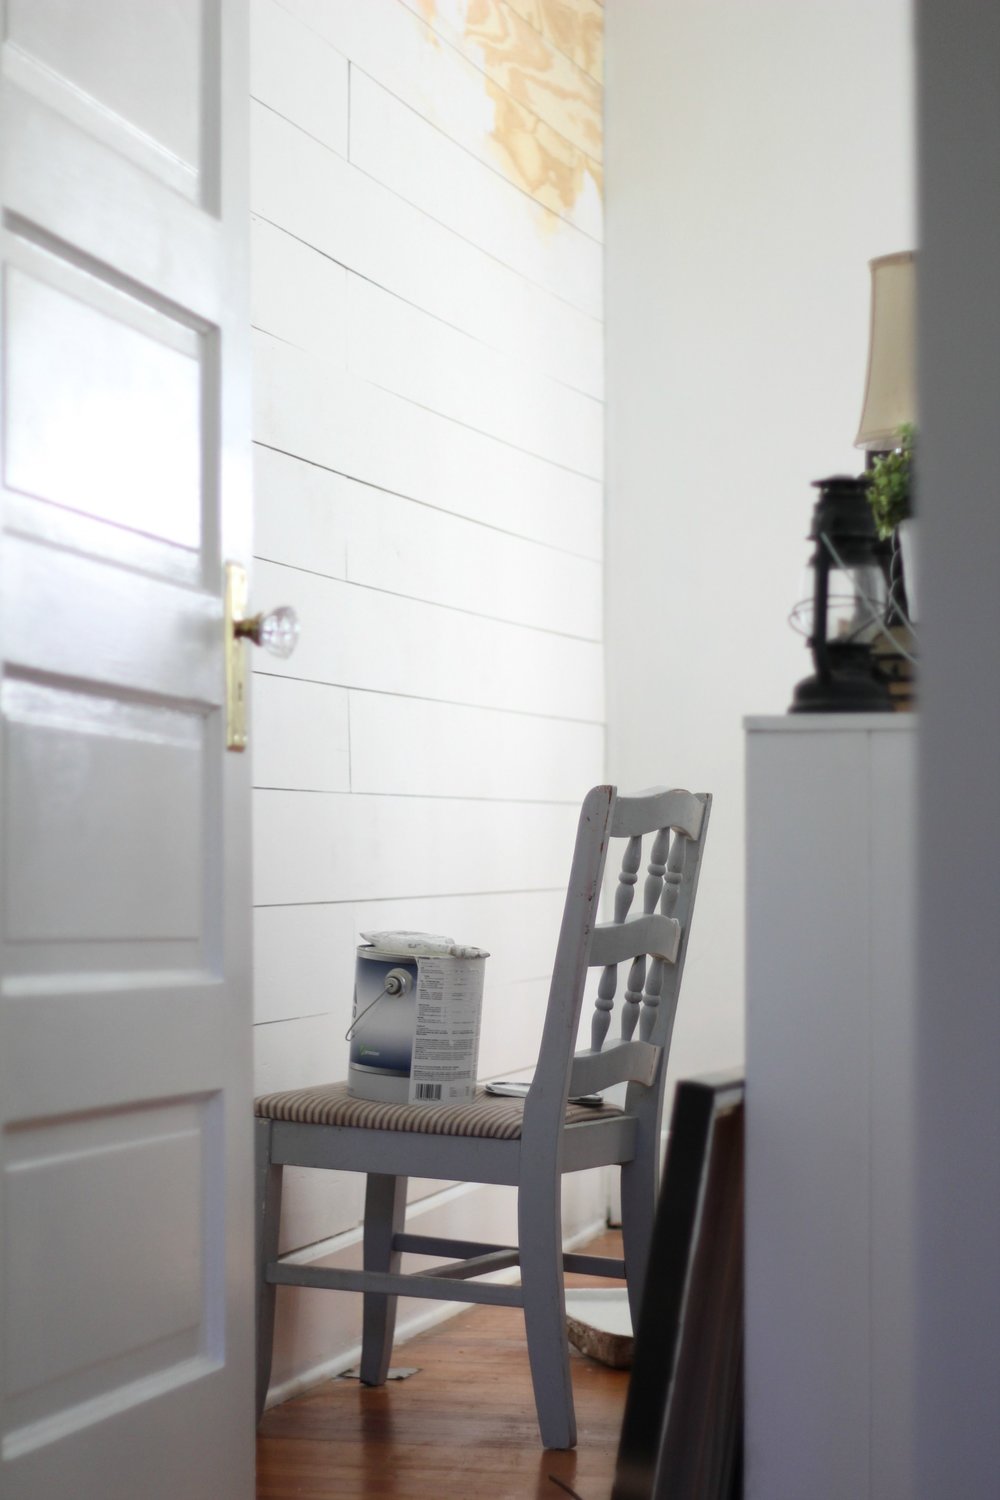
[255,1118,283,1424]
[619,1145,659,1330]
[518,1175,576,1449]
[359,1173,408,1386]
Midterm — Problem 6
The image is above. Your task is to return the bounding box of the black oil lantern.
[790,475,893,713]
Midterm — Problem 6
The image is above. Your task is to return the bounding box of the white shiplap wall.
[249,0,605,1400]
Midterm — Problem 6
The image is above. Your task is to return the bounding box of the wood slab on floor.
[257,1233,629,1500]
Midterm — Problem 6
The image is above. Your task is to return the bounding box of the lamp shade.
[855,250,916,450]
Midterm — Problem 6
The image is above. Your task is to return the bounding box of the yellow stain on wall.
[469,0,603,225]
[466,0,601,162]
[415,0,441,50]
[507,0,603,87]
[413,0,603,227]
[486,79,601,227]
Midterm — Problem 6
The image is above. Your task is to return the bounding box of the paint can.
[347,931,488,1104]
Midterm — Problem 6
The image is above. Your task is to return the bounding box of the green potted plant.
[866,423,916,621]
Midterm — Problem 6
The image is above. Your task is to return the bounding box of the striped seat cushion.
[254,1082,618,1141]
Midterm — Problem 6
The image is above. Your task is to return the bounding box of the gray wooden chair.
[254,783,711,1449]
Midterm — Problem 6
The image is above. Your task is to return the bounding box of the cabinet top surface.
[744,713,917,734]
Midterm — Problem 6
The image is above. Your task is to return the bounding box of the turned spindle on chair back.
[593,819,693,1052]
[570,788,709,1102]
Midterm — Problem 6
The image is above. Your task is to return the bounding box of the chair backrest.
[528,785,711,1122]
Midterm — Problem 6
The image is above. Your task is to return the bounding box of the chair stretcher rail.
[265,1261,524,1306]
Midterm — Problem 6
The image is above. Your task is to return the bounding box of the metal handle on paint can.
[345,967,413,1041]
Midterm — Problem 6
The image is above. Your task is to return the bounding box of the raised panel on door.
[3,0,212,200]
[1,678,211,978]
[2,1096,223,1461]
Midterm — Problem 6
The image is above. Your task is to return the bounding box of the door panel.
[5,1108,208,1399]
[4,0,211,198]
[1,538,222,698]
[4,685,205,944]
[5,262,204,551]
[0,0,253,1494]
[2,1095,224,1475]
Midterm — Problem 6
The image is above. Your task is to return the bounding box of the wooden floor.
[256,1233,629,1500]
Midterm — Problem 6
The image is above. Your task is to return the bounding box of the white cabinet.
[745,715,916,1500]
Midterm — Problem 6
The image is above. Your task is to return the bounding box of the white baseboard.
[265,1177,609,1410]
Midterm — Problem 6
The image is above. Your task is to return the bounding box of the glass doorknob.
[235,605,299,659]
[224,561,299,752]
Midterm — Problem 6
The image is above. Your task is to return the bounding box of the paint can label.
[348,942,486,1103]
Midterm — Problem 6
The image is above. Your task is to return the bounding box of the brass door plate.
[225,561,249,752]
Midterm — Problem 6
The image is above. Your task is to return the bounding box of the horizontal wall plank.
[349,70,601,319]
[253,331,602,559]
[349,693,604,801]
[254,902,358,1025]
[253,791,581,905]
[251,559,605,721]
[273,0,601,237]
[395,0,602,162]
[253,888,568,1027]
[251,101,602,400]
[253,445,349,579]
[272,1163,364,1257]
[254,1010,350,1095]
[347,273,602,479]
[342,480,601,640]
[251,0,349,157]
[407,1177,458,1207]
[477,974,551,1080]
[253,1013,363,1252]
[506,0,603,84]
[251,674,351,792]
[251,217,348,360]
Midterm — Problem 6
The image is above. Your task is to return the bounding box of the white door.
[0,3,255,1497]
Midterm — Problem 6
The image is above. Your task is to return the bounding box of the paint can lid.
[359,930,489,959]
